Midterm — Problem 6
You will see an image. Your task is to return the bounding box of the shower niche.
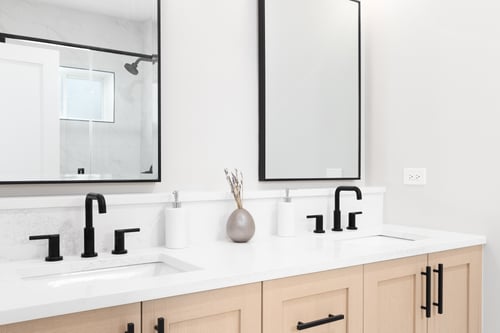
[0,0,160,183]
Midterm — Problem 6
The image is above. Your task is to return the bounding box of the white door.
[0,42,60,181]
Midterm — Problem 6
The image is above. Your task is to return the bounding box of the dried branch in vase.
[224,168,244,209]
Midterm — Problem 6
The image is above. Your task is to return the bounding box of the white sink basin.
[336,233,426,248]
[339,234,414,245]
[18,252,200,288]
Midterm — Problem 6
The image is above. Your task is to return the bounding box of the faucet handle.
[347,211,362,230]
[29,234,63,262]
[306,215,325,233]
[112,228,140,254]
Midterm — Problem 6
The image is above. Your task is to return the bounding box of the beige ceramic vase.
[226,208,255,243]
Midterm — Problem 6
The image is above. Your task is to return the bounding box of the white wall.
[160,0,260,190]
[365,0,500,331]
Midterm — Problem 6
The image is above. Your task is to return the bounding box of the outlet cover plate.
[403,168,426,185]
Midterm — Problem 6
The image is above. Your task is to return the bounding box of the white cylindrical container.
[165,207,188,249]
[277,200,295,237]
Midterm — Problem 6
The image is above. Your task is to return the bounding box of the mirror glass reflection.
[0,0,159,182]
[259,0,360,180]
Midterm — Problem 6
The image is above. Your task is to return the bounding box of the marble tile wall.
[0,188,384,261]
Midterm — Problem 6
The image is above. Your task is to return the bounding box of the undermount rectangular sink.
[19,252,199,288]
[336,234,424,247]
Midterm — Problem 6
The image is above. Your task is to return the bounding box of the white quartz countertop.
[0,224,486,325]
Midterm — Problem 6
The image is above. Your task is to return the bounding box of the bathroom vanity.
[0,225,485,333]
[0,0,487,331]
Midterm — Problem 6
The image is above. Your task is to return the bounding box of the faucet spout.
[85,193,106,225]
[334,186,362,209]
[82,192,107,257]
[333,186,362,232]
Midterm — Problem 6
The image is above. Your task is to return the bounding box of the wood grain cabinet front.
[0,303,140,333]
[262,265,363,333]
[427,246,482,333]
[142,282,261,333]
[364,246,482,333]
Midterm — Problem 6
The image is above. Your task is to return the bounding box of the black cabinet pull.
[125,323,134,333]
[296,313,344,330]
[154,317,164,333]
[433,263,444,314]
[421,266,432,318]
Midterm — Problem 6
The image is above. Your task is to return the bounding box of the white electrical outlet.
[403,168,427,185]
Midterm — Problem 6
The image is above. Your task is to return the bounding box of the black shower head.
[124,55,158,75]
[124,61,139,75]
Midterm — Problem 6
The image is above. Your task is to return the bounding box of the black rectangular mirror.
[259,0,361,180]
[0,0,160,183]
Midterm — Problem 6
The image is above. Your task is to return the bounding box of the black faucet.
[332,186,362,232]
[82,192,106,258]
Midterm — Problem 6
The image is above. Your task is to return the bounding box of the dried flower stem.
[224,168,243,209]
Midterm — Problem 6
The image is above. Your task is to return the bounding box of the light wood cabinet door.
[263,266,363,333]
[428,245,482,333]
[0,303,140,333]
[142,283,261,333]
[364,255,428,333]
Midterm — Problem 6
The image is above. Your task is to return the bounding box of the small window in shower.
[60,67,115,122]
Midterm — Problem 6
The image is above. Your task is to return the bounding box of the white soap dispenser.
[277,189,296,237]
[164,190,188,249]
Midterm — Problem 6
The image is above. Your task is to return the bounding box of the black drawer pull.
[296,313,344,330]
[421,266,432,318]
[433,263,444,314]
[125,322,134,333]
[154,317,164,333]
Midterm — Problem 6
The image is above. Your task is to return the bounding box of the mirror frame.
[258,0,361,181]
[0,0,161,184]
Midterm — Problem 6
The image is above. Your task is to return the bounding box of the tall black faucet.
[82,192,107,258]
[333,186,362,231]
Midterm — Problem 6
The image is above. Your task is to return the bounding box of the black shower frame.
[0,0,161,184]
